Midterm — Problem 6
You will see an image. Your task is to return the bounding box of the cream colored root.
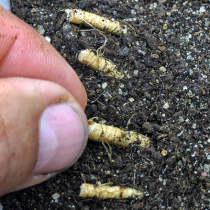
[88,119,151,148]
[80,183,144,199]
[65,9,127,35]
[78,49,124,79]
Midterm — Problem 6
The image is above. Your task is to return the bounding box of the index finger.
[0,6,87,109]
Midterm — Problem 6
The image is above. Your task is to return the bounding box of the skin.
[0,6,88,196]
[0,6,87,109]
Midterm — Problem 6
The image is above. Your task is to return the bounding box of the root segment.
[66,9,127,35]
[78,49,124,79]
[88,119,151,148]
[80,183,144,199]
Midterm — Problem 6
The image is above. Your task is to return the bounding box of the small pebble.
[177,130,183,137]
[204,164,210,172]
[52,193,60,200]
[151,54,159,59]
[105,170,111,175]
[163,102,169,109]
[159,176,163,182]
[80,31,86,36]
[183,86,188,90]
[199,6,206,13]
[163,179,167,186]
[37,25,45,35]
[118,47,130,56]
[159,66,166,72]
[102,83,108,89]
[161,150,168,156]
[128,97,134,102]
[162,24,168,30]
[133,70,138,75]
[45,36,51,43]
[137,49,146,56]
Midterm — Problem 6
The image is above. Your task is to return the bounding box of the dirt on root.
[1,0,210,209]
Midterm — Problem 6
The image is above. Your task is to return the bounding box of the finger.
[0,6,87,109]
[0,77,88,196]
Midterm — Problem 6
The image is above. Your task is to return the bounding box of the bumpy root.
[65,9,127,35]
[78,49,124,79]
[80,183,144,199]
[88,119,151,148]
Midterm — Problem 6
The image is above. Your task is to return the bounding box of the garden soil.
[1,0,210,209]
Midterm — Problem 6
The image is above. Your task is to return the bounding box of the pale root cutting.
[80,183,144,199]
[78,49,124,79]
[65,9,127,35]
[88,119,151,148]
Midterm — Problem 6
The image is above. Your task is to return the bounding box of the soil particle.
[114,156,124,169]
[143,31,159,50]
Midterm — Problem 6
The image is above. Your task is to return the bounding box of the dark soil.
[1,0,210,209]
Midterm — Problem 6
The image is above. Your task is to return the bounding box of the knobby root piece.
[88,119,151,148]
[78,49,124,79]
[80,183,144,199]
[65,9,127,35]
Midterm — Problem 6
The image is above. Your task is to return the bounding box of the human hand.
[0,6,88,196]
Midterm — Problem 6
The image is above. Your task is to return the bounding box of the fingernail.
[35,102,87,175]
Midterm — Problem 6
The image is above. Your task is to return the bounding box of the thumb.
[0,77,88,196]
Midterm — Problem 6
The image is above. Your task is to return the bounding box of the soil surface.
[1,0,210,209]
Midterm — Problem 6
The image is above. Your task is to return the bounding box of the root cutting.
[65,9,127,35]
[78,49,124,79]
[80,183,144,199]
[88,119,151,148]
